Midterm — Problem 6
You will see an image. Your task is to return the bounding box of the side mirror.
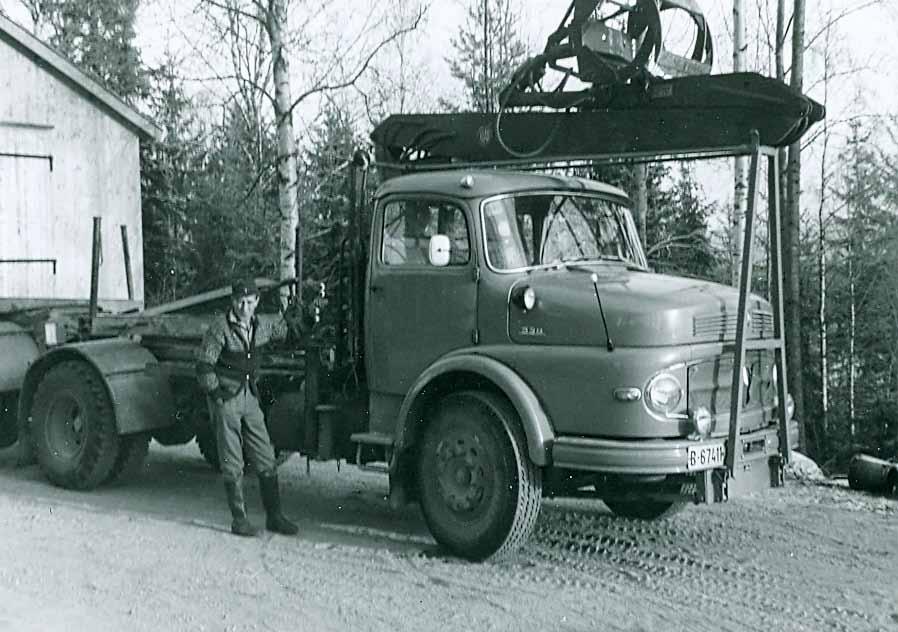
[428,234,451,267]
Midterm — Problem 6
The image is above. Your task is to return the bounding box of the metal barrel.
[847,454,898,495]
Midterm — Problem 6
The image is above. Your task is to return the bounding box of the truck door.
[366,196,477,397]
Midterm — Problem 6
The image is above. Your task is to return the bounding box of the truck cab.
[359,169,795,559]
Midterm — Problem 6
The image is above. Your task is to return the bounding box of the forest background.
[1,0,897,471]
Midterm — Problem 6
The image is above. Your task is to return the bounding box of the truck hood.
[507,266,773,347]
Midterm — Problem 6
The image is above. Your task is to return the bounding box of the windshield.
[482,193,648,271]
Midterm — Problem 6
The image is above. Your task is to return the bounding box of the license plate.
[686,444,725,471]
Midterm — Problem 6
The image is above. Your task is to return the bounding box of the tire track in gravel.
[504,495,891,632]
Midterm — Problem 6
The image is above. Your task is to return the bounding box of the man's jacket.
[195,310,288,400]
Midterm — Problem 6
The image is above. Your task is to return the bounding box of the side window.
[381,199,470,266]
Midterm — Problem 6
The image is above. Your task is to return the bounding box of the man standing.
[195,277,299,537]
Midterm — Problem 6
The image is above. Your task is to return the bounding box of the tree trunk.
[849,245,856,439]
[817,18,833,445]
[265,0,300,301]
[730,0,746,287]
[784,0,807,440]
[633,164,647,247]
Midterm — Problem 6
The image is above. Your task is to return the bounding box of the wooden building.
[0,14,160,312]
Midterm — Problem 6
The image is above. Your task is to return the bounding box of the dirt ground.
[1,442,896,632]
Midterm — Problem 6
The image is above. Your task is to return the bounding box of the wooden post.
[88,217,102,331]
[120,225,134,301]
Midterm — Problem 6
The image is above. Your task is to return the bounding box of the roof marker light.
[460,175,474,189]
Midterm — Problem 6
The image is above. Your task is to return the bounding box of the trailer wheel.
[417,390,542,561]
[105,433,151,483]
[603,498,686,520]
[0,393,18,449]
[30,361,119,490]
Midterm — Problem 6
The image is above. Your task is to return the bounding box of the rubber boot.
[224,480,260,537]
[259,474,298,535]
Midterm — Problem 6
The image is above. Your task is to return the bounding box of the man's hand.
[283,301,306,337]
[212,387,230,406]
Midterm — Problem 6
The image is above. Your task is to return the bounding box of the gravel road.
[1,443,896,632]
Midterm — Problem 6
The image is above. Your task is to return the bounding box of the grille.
[687,350,774,419]
[693,309,774,340]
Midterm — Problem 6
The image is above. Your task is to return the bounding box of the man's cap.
[231,277,259,298]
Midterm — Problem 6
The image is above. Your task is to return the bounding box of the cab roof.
[374,169,629,201]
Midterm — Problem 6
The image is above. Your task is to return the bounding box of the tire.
[0,393,18,449]
[887,470,898,499]
[417,390,542,562]
[153,387,203,446]
[194,409,220,471]
[151,420,196,446]
[30,361,120,490]
[603,498,686,520]
[105,433,151,483]
[195,408,291,471]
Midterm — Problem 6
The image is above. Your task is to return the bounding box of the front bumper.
[552,424,784,477]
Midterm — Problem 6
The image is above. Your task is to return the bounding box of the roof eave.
[0,14,162,141]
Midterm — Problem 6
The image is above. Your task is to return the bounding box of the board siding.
[0,38,145,308]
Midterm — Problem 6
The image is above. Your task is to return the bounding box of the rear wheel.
[105,433,151,483]
[417,390,542,561]
[195,405,291,471]
[194,405,220,470]
[30,361,120,490]
[603,498,686,520]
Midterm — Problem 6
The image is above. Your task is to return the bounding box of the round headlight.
[645,373,683,415]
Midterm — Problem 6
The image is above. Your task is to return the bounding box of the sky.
[3,0,894,126]
[2,0,896,210]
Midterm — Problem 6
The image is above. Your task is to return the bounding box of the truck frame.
[0,69,822,560]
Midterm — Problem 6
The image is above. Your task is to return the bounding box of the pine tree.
[35,0,147,100]
[140,58,204,305]
[825,123,898,461]
[443,0,529,113]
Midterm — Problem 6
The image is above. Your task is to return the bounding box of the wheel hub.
[47,396,86,459]
[435,434,489,512]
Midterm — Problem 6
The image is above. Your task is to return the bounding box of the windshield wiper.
[560,255,646,270]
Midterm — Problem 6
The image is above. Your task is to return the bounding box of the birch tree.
[731,0,747,286]
[197,0,423,300]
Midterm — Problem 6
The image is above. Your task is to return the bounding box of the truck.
[0,2,824,560]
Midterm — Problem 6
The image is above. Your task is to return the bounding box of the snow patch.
[785,450,825,481]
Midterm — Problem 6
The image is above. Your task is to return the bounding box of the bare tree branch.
[282,7,425,122]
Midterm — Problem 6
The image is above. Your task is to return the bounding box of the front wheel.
[603,498,686,520]
[30,361,120,490]
[417,390,542,561]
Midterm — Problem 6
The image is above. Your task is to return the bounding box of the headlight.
[645,373,683,416]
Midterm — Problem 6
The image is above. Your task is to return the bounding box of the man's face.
[232,294,259,324]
